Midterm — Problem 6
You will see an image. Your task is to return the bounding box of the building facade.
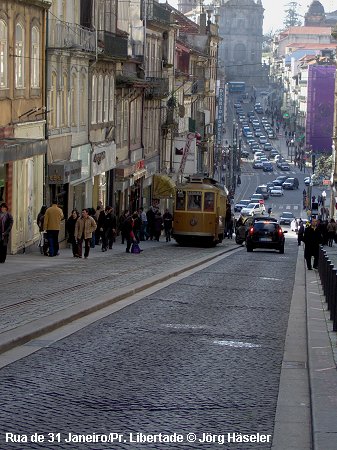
[0,0,50,254]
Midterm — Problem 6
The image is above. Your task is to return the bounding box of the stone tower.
[218,0,265,86]
[178,0,199,14]
[304,1,326,26]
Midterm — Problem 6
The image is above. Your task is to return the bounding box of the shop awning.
[153,174,176,198]
[0,138,47,163]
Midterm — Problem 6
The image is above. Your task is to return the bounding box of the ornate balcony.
[142,0,171,25]
[48,19,96,53]
[145,77,169,99]
[97,31,128,59]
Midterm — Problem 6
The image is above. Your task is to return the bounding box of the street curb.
[305,254,337,450]
[0,245,240,355]
[272,245,311,450]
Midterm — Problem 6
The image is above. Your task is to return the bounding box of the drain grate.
[282,361,307,369]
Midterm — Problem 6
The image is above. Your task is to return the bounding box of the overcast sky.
[167,0,335,34]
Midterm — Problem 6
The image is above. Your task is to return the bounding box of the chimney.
[199,12,206,35]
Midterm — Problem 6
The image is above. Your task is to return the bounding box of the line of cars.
[234,176,299,216]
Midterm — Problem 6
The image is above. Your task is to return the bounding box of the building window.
[0,20,7,88]
[103,76,109,122]
[61,72,68,127]
[97,75,103,123]
[15,23,24,88]
[109,75,114,122]
[31,26,39,88]
[80,73,86,125]
[91,75,97,124]
[71,73,78,126]
[49,71,57,128]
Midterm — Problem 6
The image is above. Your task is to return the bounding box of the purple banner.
[306,65,335,154]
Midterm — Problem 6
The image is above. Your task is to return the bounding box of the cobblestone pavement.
[0,239,237,336]
[0,240,298,450]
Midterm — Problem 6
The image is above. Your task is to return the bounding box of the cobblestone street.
[0,240,298,449]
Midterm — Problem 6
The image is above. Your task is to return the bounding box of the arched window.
[15,23,24,88]
[61,72,68,126]
[109,75,114,122]
[91,75,97,124]
[0,20,7,88]
[80,73,86,125]
[103,75,109,122]
[71,72,78,126]
[97,75,103,123]
[31,26,39,88]
[49,71,57,128]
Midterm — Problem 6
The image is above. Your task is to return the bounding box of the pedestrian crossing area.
[269,204,302,211]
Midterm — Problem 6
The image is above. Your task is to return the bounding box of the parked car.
[255,185,270,199]
[282,177,299,190]
[279,212,295,225]
[250,193,265,204]
[241,149,250,158]
[279,162,290,171]
[272,176,289,186]
[241,202,266,216]
[270,185,284,196]
[246,220,287,253]
[234,199,251,212]
[253,160,264,169]
[263,162,273,172]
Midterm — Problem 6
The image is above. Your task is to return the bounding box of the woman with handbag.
[66,209,80,257]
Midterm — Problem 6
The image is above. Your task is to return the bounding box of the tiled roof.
[280,26,332,35]
[286,42,337,49]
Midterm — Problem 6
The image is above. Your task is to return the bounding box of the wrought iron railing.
[145,77,169,99]
[48,19,96,53]
[97,31,128,58]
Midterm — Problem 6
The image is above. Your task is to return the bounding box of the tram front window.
[204,192,215,212]
[176,191,186,210]
[187,192,202,211]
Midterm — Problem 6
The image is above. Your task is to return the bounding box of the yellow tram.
[172,176,229,246]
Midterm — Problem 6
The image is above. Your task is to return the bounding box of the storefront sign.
[216,87,225,146]
[92,141,117,176]
[48,160,82,184]
[70,143,91,181]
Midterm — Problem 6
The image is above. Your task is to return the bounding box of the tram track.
[0,245,242,354]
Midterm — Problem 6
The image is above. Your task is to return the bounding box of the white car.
[270,186,284,196]
[241,202,266,216]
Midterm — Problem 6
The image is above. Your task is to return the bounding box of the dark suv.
[246,220,287,253]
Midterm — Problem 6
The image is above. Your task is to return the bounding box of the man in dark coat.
[303,220,321,270]
[0,202,14,263]
[98,206,117,251]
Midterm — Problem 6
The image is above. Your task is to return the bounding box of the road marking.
[286,205,291,209]
[294,205,299,210]
[213,339,261,348]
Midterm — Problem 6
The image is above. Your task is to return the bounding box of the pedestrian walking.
[123,212,134,253]
[37,205,48,255]
[139,207,149,241]
[297,219,304,246]
[153,209,163,241]
[327,219,337,247]
[43,200,64,257]
[303,220,321,270]
[227,215,234,239]
[98,206,117,252]
[132,211,141,243]
[163,209,173,242]
[66,209,80,257]
[0,202,14,263]
[146,206,156,240]
[118,210,129,244]
[74,208,97,259]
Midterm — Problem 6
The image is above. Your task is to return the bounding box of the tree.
[283,2,302,28]
[313,155,332,180]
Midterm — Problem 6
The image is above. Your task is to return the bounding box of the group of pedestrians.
[298,218,337,270]
[36,202,174,259]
